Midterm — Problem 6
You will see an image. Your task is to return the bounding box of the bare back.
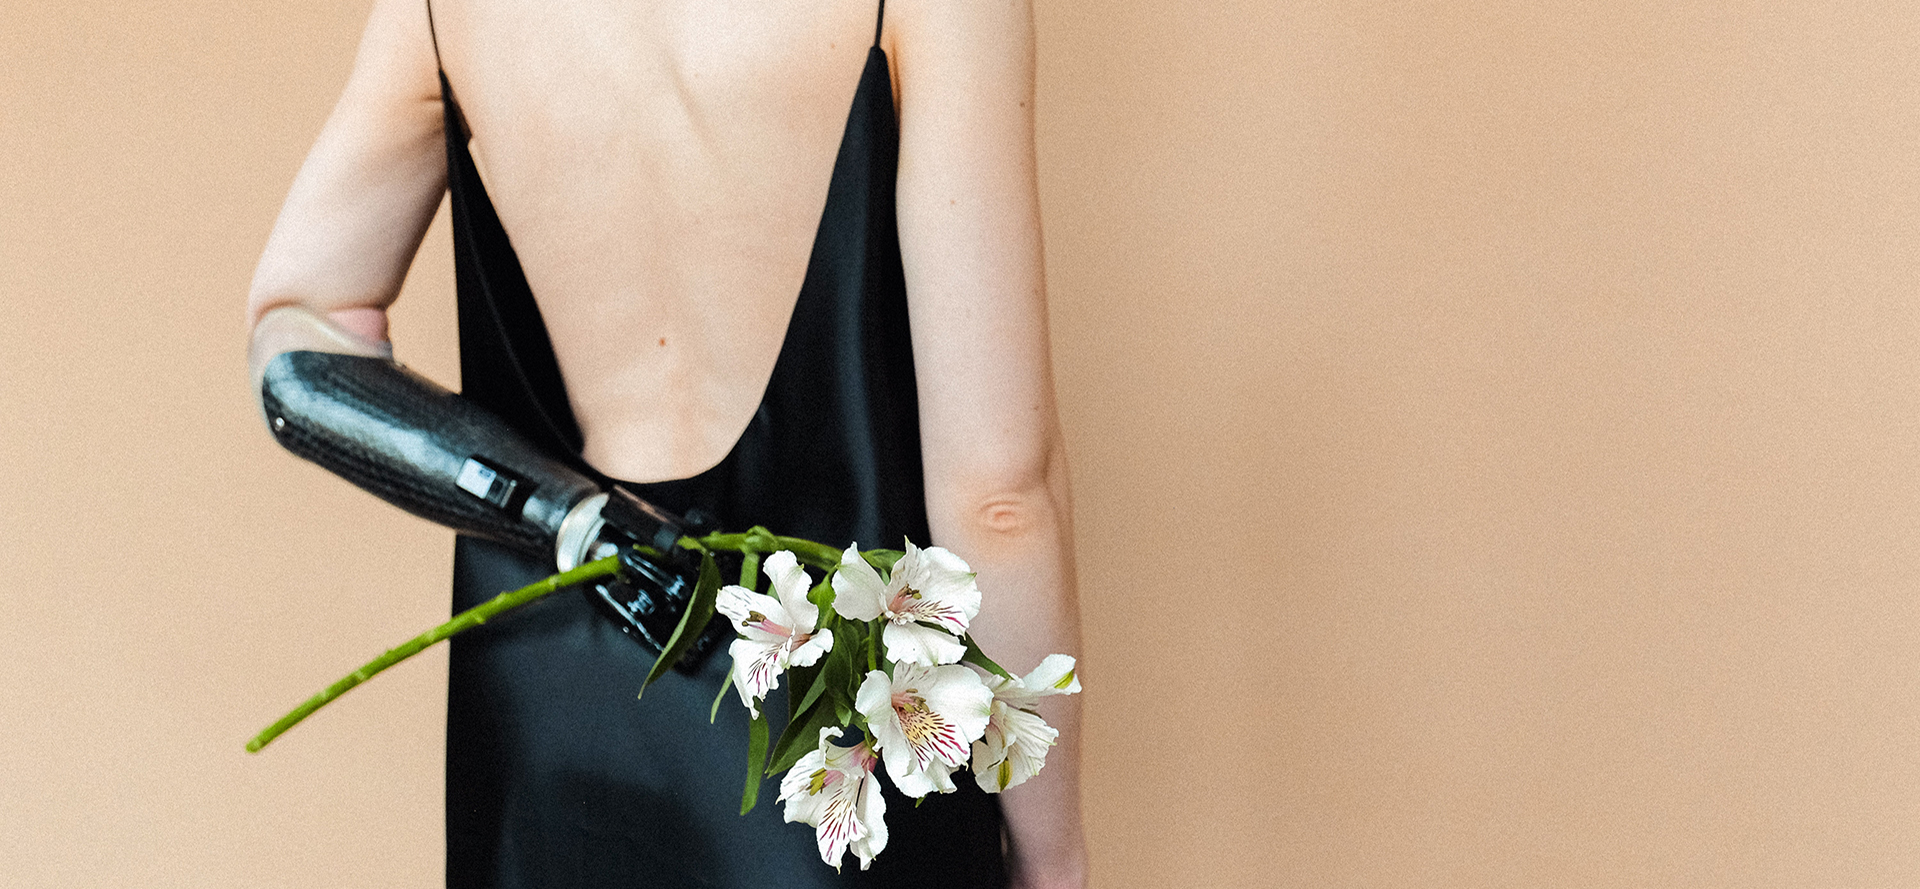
[432,0,885,481]
[252,0,1056,496]
[248,0,1082,876]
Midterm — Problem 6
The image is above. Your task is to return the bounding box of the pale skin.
[247,0,1083,885]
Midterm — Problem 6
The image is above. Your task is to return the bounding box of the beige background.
[4,1,1917,886]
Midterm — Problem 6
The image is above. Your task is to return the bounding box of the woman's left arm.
[890,3,1085,887]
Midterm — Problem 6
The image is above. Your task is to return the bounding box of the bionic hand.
[253,310,716,659]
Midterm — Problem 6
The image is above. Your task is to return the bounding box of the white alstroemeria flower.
[715,550,833,718]
[778,727,887,872]
[971,654,1080,793]
[831,542,981,665]
[855,663,993,797]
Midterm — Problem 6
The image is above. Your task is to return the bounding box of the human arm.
[245,0,705,646]
[889,2,1086,886]
[243,0,590,553]
[246,0,445,378]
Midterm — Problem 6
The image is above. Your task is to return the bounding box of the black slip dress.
[428,4,1008,887]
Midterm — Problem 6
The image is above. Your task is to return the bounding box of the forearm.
[926,447,1086,886]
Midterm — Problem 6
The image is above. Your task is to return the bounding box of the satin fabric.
[433,13,1009,888]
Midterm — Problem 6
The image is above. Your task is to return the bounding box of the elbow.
[247,304,394,398]
[969,485,1064,540]
[927,441,1072,551]
[936,486,1067,560]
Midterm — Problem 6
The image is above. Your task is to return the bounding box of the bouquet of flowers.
[248,528,1079,872]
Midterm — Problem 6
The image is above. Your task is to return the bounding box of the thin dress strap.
[874,0,886,47]
[426,0,445,72]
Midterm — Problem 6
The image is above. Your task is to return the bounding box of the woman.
[246,0,1083,886]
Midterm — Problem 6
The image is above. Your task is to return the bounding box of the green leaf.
[785,662,823,722]
[709,671,735,724]
[806,576,835,611]
[791,655,835,720]
[767,646,852,777]
[766,696,842,776]
[832,622,863,676]
[861,548,905,574]
[639,550,721,698]
[960,635,1015,680]
[823,629,863,729]
[764,656,821,775]
[741,713,768,815]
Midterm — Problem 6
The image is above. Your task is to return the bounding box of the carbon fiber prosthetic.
[259,350,723,665]
[259,350,602,555]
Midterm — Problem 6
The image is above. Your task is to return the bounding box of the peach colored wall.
[4,1,1917,887]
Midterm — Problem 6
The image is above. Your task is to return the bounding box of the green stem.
[248,530,851,754]
[739,550,762,591]
[685,532,843,570]
[246,555,622,753]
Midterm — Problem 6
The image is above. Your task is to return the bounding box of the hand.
[576,487,724,668]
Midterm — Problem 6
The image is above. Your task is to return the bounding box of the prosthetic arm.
[252,307,717,661]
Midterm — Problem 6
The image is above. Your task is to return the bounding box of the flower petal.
[854,670,910,778]
[1023,654,1080,693]
[728,636,788,718]
[854,669,893,719]
[913,664,994,749]
[882,621,967,666]
[997,653,1082,710]
[763,550,819,631]
[830,545,888,621]
[889,762,954,798]
[849,765,888,869]
[889,593,972,636]
[716,586,793,638]
[777,727,840,809]
[863,664,992,796]
[907,546,981,614]
[777,727,888,872]
[789,627,834,668]
[970,703,1058,792]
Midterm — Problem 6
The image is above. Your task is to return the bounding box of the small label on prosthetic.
[457,458,498,499]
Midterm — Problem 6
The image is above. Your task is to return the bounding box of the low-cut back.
[431,2,1009,885]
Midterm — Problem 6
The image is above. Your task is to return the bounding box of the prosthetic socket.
[260,349,723,663]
